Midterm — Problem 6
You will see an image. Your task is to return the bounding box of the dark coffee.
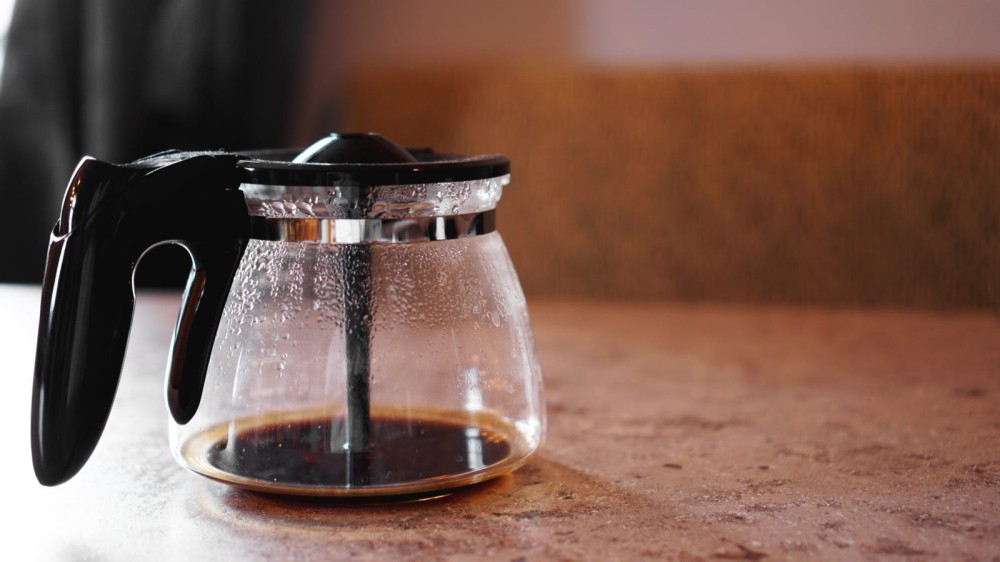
[206,416,511,487]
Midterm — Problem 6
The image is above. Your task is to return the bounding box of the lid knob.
[293,132,418,164]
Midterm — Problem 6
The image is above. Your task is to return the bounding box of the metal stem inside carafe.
[290,133,421,484]
[343,244,372,484]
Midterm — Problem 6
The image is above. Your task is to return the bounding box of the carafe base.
[179,406,533,497]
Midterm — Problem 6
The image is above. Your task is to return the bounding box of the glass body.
[170,230,544,496]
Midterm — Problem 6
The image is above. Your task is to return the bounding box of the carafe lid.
[236,133,509,223]
[237,132,509,186]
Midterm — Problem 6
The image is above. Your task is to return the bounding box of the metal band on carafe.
[248,210,496,243]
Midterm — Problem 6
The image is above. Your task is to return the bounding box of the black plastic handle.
[32,153,250,486]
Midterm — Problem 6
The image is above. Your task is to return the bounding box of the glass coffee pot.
[32,133,544,497]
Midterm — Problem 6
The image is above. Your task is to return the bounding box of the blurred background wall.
[0,1,998,307]
[289,0,1000,140]
[293,0,1000,69]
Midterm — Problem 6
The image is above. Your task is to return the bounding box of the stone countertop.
[3,286,998,561]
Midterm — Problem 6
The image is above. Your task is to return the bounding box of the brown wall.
[340,66,1000,308]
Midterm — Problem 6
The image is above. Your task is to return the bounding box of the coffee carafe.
[32,133,544,497]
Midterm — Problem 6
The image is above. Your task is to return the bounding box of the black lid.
[236,133,509,186]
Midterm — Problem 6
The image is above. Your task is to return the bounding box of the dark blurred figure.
[0,0,312,285]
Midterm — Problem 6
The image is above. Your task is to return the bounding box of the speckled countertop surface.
[3,286,998,561]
